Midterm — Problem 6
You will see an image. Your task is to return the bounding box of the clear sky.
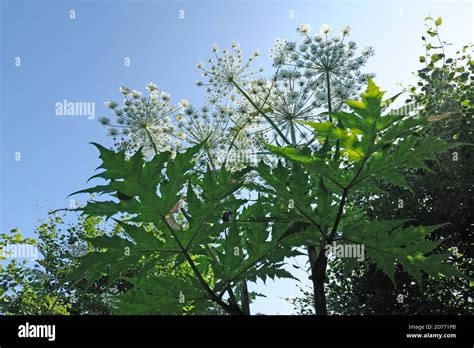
[1,0,472,314]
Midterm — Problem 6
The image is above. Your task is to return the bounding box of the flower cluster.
[218,105,267,171]
[101,23,377,172]
[175,104,263,172]
[271,23,375,112]
[176,104,229,154]
[247,69,324,145]
[195,42,263,103]
[99,83,189,157]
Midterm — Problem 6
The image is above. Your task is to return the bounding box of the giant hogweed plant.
[249,79,463,315]
[64,79,463,316]
[68,22,464,315]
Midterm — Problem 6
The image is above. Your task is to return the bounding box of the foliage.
[408,16,473,128]
[290,17,472,315]
[65,143,299,314]
[0,214,119,315]
[255,78,462,313]
[4,18,468,316]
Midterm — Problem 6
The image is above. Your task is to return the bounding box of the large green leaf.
[255,79,463,288]
[342,216,461,284]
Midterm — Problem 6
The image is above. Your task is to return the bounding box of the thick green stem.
[289,120,297,146]
[308,243,328,315]
[309,188,348,315]
[160,216,243,315]
[307,73,341,315]
[326,71,333,115]
[308,110,377,315]
[240,279,250,315]
[145,127,159,156]
[204,147,216,170]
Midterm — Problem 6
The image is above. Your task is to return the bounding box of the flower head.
[178,105,229,160]
[362,46,375,57]
[105,101,118,109]
[320,24,332,36]
[270,24,374,112]
[99,83,189,157]
[246,69,323,144]
[297,23,312,35]
[146,82,158,92]
[119,86,131,95]
[340,25,352,36]
[179,99,190,108]
[196,42,262,101]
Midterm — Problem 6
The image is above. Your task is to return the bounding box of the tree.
[0,214,118,315]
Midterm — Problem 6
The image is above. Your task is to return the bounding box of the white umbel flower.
[270,23,374,114]
[319,24,332,35]
[146,82,158,92]
[99,83,187,157]
[161,92,171,101]
[362,46,375,56]
[297,23,311,35]
[196,42,262,99]
[105,101,118,109]
[119,86,131,95]
[340,25,352,36]
[179,99,190,108]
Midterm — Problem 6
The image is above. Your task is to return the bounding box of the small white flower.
[212,43,219,52]
[320,24,332,36]
[131,90,142,98]
[297,23,312,35]
[340,25,352,36]
[119,86,131,95]
[146,82,158,92]
[179,99,190,108]
[196,62,204,69]
[105,101,118,109]
[362,46,374,56]
[176,114,185,122]
[161,92,171,101]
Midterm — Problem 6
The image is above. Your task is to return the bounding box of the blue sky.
[1,0,472,314]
